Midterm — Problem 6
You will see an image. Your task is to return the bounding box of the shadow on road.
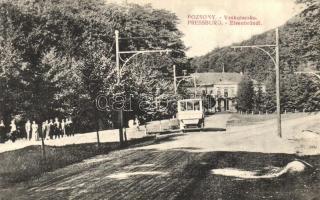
[1,135,319,200]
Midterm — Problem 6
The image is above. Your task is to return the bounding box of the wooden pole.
[193,75,197,97]
[275,28,282,138]
[40,127,46,161]
[115,30,124,146]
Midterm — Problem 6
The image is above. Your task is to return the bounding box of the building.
[191,72,265,112]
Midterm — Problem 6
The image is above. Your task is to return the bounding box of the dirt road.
[1,113,320,200]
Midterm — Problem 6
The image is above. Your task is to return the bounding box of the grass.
[226,112,318,127]
[0,136,156,186]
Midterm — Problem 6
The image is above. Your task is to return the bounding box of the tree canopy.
[0,0,188,132]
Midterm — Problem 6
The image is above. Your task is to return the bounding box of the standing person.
[61,119,66,137]
[0,120,5,143]
[32,121,39,141]
[25,120,31,141]
[9,119,17,142]
[54,117,60,139]
[49,119,54,139]
[135,116,140,131]
[128,119,134,128]
[68,117,74,136]
[45,120,50,140]
[65,118,69,136]
[66,118,71,136]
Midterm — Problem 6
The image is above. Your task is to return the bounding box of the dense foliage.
[236,76,254,112]
[191,1,320,112]
[0,0,188,133]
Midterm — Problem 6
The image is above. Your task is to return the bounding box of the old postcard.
[0,0,319,199]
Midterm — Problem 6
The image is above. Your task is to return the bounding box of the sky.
[107,0,305,57]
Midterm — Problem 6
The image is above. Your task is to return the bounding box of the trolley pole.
[114,30,171,146]
[275,28,282,138]
[193,75,197,97]
[40,129,46,161]
[174,67,197,97]
[232,28,282,138]
[115,30,124,145]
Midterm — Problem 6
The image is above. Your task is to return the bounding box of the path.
[0,113,320,200]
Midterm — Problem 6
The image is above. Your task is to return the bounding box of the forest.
[0,0,189,133]
[191,0,320,113]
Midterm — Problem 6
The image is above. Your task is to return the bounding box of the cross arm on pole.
[117,49,172,77]
[176,75,193,89]
[231,45,277,67]
[119,49,172,54]
[232,44,276,48]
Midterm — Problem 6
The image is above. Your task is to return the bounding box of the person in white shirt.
[48,119,54,139]
[44,120,50,140]
[135,117,140,130]
[0,120,5,143]
[25,120,31,141]
[9,119,17,142]
[128,119,134,128]
[32,121,39,141]
[61,119,66,137]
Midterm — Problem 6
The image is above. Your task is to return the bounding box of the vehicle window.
[180,102,186,111]
[187,101,194,111]
[194,101,200,110]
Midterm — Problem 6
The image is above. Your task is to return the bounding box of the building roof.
[191,72,243,86]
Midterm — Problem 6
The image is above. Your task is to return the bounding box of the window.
[187,101,194,111]
[180,101,186,111]
[224,88,228,97]
[194,101,200,111]
[231,88,235,96]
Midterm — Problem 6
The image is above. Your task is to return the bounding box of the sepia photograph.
[0,0,319,199]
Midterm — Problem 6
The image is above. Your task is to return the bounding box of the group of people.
[0,117,74,143]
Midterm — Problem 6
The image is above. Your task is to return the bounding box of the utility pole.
[114,30,171,146]
[232,28,282,138]
[115,30,124,145]
[40,128,46,161]
[193,75,197,97]
[275,28,281,138]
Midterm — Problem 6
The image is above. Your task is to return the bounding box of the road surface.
[0,113,320,200]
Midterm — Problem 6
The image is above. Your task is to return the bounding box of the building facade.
[191,72,265,112]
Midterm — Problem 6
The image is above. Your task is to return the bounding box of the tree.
[236,75,255,112]
[253,82,264,112]
[0,0,188,136]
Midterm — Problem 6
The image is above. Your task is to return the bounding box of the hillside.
[190,1,320,82]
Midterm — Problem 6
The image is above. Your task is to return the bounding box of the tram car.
[177,98,205,130]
